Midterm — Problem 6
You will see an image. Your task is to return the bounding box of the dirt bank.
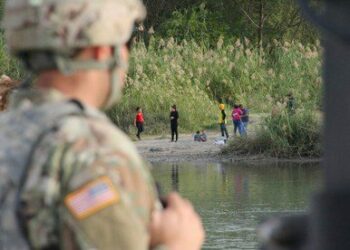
[135,115,261,164]
[135,131,321,164]
[135,131,225,163]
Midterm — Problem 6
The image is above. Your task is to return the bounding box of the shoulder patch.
[64,176,120,220]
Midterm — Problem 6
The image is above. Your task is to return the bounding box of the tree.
[144,0,319,45]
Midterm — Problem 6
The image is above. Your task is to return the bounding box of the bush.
[224,109,322,158]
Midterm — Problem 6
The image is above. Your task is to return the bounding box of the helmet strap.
[103,46,128,109]
[54,56,115,75]
[53,46,128,109]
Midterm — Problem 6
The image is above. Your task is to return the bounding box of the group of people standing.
[219,103,249,139]
[135,103,249,142]
[134,104,179,141]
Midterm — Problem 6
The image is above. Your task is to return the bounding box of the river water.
[152,162,321,250]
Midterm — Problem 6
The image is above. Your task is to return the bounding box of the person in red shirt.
[232,104,243,136]
[134,107,144,140]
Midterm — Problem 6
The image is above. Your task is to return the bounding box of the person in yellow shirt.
[219,104,229,139]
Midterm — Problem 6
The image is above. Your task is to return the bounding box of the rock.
[149,148,163,152]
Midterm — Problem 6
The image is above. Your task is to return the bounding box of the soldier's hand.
[149,193,205,250]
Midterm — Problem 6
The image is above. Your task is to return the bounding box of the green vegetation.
[0,29,323,158]
[0,34,24,79]
[144,0,320,46]
[108,38,322,136]
[223,110,322,158]
[0,0,323,157]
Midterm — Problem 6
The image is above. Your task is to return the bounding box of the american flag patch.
[64,176,120,220]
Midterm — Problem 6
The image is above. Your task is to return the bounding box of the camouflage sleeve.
[61,151,155,250]
[21,116,161,250]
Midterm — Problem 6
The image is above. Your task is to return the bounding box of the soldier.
[0,0,204,250]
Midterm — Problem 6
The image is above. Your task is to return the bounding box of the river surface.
[151,162,321,250]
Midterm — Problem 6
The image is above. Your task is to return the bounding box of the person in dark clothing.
[134,107,144,140]
[194,131,201,142]
[170,104,179,142]
[240,104,249,135]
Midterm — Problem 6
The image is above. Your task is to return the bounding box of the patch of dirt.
[135,131,226,163]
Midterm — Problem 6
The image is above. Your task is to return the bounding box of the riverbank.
[135,131,321,164]
[135,131,223,163]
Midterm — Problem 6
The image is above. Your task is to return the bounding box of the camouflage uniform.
[4,88,163,249]
[0,0,166,249]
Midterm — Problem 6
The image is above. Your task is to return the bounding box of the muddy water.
[152,162,321,250]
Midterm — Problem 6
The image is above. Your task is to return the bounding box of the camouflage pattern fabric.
[3,0,146,54]
[3,0,146,109]
[0,91,83,250]
[2,88,162,250]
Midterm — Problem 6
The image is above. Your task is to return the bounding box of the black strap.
[69,99,85,112]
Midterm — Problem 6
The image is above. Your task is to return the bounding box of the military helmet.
[3,0,146,55]
[3,0,146,108]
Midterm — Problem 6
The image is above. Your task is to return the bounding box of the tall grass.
[109,37,322,134]
[0,31,322,140]
[224,108,322,158]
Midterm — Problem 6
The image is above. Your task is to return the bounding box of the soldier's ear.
[93,46,114,61]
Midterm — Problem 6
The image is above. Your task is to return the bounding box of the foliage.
[143,0,320,46]
[0,34,24,79]
[158,3,230,47]
[108,37,322,134]
[224,109,322,158]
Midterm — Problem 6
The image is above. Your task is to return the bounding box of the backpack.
[0,100,83,250]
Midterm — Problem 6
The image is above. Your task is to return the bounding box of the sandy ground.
[135,114,264,164]
[135,114,321,164]
[135,131,226,163]
[135,132,321,165]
